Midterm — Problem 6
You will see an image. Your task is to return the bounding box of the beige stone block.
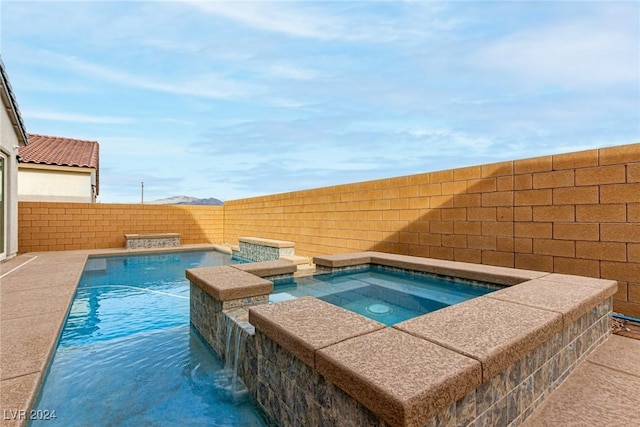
[467,207,496,221]
[442,234,467,248]
[514,173,533,190]
[396,297,562,381]
[554,223,599,241]
[532,205,575,222]
[599,143,640,165]
[576,241,626,261]
[629,243,640,262]
[532,169,574,189]
[554,257,600,278]
[575,165,626,186]
[514,155,553,174]
[453,248,482,263]
[441,180,467,195]
[430,246,453,260]
[533,239,575,257]
[514,189,552,206]
[552,148,599,170]
[454,221,481,236]
[482,221,513,237]
[488,278,616,325]
[481,191,513,207]
[481,250,514,267]
[419,183,441,197]
[467,235,497,251]
[186,265,273,301]
[553,186,599,205]
[496,175,514,191]
[441,208,466,221]
[249,297,384,367]
[628,163,640,183]
[430,169,454,183]
[601,224,640,242]
[576,204,627,222]
[628,284,640,303]
[452,193,481,208]
[601,261,640,283]
[467,177,497,193]
[514,237,533,254]
[317,328,481,427]
[600,183,640,203]
[515,253,553,272]
[514,206,533,222]
[482,161,513,177]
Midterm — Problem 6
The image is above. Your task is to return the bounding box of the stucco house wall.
[0,60,27,261]
[0,106,21,259]
[18,164,96,202]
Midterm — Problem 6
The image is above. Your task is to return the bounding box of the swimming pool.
[30,250,267,426]
[271,266,502,325]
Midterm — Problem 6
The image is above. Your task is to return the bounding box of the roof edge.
[0,57,28,146]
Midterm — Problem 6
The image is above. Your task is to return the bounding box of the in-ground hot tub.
[269,263,503,325]
[188,252,616,427]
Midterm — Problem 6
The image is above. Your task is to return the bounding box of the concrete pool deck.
[1,248,638,426]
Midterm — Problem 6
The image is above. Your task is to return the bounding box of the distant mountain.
[148,195,224,206]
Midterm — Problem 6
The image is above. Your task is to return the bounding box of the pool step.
[280,254,311,266]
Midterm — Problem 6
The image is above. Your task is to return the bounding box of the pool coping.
[190,251,618,427]
[0,244,226,427]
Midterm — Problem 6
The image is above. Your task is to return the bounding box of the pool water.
[272,267,502,326]
[30,250,266,427]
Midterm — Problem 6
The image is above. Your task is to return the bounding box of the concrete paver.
[524,335,640,427]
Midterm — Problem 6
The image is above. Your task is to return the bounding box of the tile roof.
[21,134,99,169]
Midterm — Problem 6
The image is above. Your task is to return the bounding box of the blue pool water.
[272,267,502,326]
[30,250,266,427]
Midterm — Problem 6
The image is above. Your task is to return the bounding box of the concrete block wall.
[18,202,224,252]
[14,143,640,317]
[224,143,640,317]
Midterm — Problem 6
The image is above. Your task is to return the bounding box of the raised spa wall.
[187,252,616,427]
[234,237,296,262]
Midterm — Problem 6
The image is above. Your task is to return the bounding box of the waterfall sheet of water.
[224,317,249,403]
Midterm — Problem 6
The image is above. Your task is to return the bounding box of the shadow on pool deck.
[1,248,638,427]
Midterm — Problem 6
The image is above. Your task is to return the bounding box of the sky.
[1,1,639,203]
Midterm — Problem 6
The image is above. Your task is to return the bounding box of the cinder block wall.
[15,143,640,317]
[224,143,640,317]
[18,202,224,251]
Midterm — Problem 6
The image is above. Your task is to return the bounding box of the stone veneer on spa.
[236,237,295,262]
[187,252,616,427]
[124,233,181,249]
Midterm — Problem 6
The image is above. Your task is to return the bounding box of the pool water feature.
[271,266,502,325]
[30,250,267,427]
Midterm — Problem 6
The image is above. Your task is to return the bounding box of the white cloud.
[268,63,322,81]
[476,16,639,87]
[50,52,262,100]
[23,110,133,125]
[182,0,429,43]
